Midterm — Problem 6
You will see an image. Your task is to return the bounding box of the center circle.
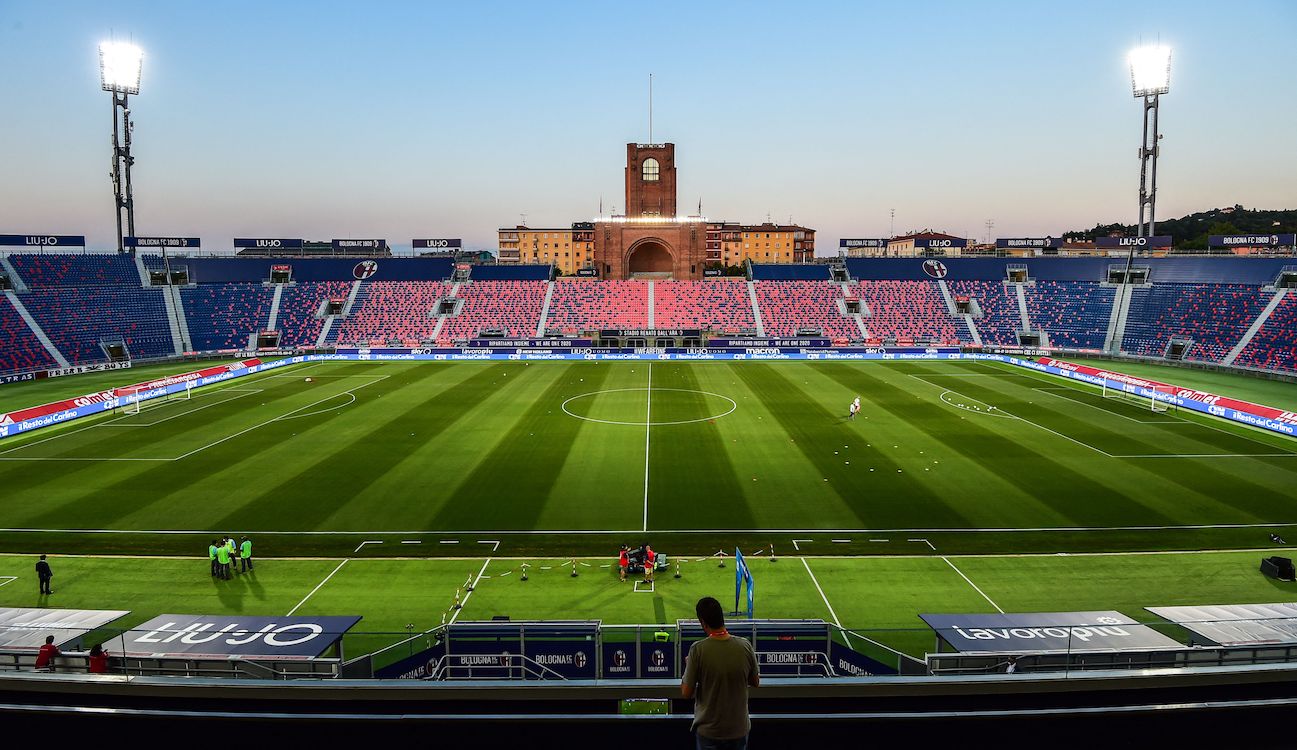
[561,388,737,426]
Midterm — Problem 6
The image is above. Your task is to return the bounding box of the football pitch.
[0,357,1294,663]
[0,358,1294,556]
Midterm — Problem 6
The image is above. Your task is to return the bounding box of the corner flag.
[734,547,754,618]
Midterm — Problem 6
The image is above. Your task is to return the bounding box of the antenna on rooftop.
[648,73,653,143]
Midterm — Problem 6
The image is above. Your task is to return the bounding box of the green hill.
[1063,205,1297,250]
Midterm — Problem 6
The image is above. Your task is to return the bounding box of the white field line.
[0,361,319,456]
[0,576,16,588]
[1030,387,1179,425]
[1008,366,1297,449]
[6,521,1297,535]
[450,558,491,624]
[171,376,388,461]
[800,557,841,626]
[906,372,1116,457]
[1,548,1292,563]
[286,559,349,616]
[791,539,813,550]
[941,556,1003,613]
[642,362,652,533]
[105,388,265,428]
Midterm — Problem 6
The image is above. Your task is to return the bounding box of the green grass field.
[0,357,1294,664]
[1,549,1292,666]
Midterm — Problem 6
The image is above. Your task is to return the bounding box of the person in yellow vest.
[215,540,231,580]
[239,537,254,573]
[208,540,219,577]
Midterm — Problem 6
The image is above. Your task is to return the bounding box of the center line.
[642,362,652,532]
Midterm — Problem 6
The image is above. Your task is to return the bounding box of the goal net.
[120,380,193,415]
[1101,380,1177,413]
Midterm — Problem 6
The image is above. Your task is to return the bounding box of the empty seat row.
[653,279,755,332]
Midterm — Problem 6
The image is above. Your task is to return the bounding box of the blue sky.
[1,0,1293,254]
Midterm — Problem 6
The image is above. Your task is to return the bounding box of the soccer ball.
[304,377,314,383]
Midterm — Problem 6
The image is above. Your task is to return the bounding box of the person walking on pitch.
[35,554,53,595]
[848,397,861,421]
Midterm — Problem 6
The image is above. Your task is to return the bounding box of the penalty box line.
[905,372,1116,457]
[0,360,324,459]
[0,373,390,464]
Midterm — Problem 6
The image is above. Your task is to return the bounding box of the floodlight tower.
[100,41,143,255]
[1129,45,1171,238]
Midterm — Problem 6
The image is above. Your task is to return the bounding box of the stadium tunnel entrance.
[627,239,675,279]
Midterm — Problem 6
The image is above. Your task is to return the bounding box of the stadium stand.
[331,281,449,345]
[24,286,173,362]
[1023,281,1114,350]
[441,280,547,340]
[851,280,962,343]
[0,296,57,372]
[755,281,860,339]
[546,280,649,334]
[5,253,140,288]
[750,263,832,281]
[945,280,1021,345]
[1235,292,1297,372]
[652,279,755,332]
[1121,283,1271,362]
[181,283,274,352]
[275,281,352,348]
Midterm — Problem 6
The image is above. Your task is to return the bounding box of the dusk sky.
[2,0,1294,254]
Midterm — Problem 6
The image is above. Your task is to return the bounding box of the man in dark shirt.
[35,554,53,595]
[681,596,759,749]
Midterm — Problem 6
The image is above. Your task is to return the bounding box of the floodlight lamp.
[1128,45,1171,97]
[99,41,143,94]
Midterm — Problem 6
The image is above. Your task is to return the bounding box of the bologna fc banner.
[839,238,886,249]
[920,611,1182,653]
[125,237,201,248]
[120,614,362,659]
[995,237,1063,249]
[0,234,86,248]
[332,239,385,251]
[1093,235,1172,248]
[1208,234,1296,247]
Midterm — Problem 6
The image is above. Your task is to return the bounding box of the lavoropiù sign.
[920,611,1182,653]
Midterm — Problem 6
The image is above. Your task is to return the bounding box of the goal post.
[1101,380,1177,413]
[120,380,193,415]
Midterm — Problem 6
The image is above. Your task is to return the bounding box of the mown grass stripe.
[428,362,615,531]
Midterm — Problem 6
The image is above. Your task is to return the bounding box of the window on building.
[642,158,660,182]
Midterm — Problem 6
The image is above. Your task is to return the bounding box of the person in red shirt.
[87,644,109,674]
[644,546,656,584]
[34,635,60,671]
[618,546,629,582]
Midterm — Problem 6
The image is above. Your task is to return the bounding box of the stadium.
[2,4,1297,745]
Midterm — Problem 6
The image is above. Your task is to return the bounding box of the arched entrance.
[627,239,675,279]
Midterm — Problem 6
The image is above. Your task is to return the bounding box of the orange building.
[499,142,813,279]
